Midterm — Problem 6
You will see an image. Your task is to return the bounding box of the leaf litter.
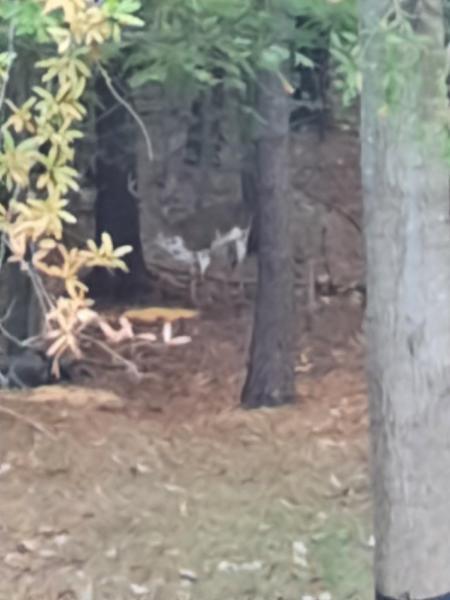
[0,302,371,599]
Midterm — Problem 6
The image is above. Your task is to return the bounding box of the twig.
[2,237,55,317]
[0,300,42,350]
[0,321,39,350]
[27,241,56,313]
[97,63,154,162]
[0,404,55,439]
[80,333,142,379]
[0,300,26,349]
[0,299,15,325]
[26,261,54,313]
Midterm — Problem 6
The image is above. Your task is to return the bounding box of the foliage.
[0,0,361,121]
[377,8,429,113]
[123,0,268,98]
[327,1,449,110]
[0,0,56,43]
[329,29,360,107]
[0,0,361,379]
[123,0,358,102]
[358,2,445,119]
[0,0,143,373]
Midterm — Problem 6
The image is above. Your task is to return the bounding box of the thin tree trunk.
[360,0,450,596]
[241,70,296,409]
[89,73,147,302]
[0,52,42,355]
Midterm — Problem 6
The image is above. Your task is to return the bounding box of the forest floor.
[0,297,372,600]
[0,125,371,600]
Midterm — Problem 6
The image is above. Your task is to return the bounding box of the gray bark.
[241,69,296,408]
[360,0,450,597]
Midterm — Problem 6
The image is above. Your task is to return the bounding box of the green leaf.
[259,44,290,71]
[295,52,314,68]
[114,14,145,27]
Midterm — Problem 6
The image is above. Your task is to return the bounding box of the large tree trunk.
[360,0,450,596]
[241,70,296,409]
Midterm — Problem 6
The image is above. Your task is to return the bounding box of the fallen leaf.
[0,463,12,476]
[217,560,263,573]
[179,569,198,582]
[17,538,40,553]
[4,552,29,569]
[292,540,308,568]
[330,474,342,489]
[130,583,150,595]
[53,533,70,547]
[167,336,192,346]
[105,547,118,559]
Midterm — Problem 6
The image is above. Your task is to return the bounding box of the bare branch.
[0,300,41,350]
[97,63,154,162]
[80,333,142,380]
[0,404,55,438]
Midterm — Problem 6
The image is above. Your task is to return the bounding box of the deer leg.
[192,252,212,307]
[306,257,316,331]
[189,265,200,307]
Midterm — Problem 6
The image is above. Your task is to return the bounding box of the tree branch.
[97,62,154,163]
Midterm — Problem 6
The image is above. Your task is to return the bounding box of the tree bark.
[241,70,296,409]
[0,52,42,355]
[360,0,450,597]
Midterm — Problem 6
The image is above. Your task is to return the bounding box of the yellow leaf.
[39,238,58,250]
[43,0,66,15]
[37,173,51,189]
[101,232,113,253]
[47,335,67,358]
[58,35,72,55]
[60,210,77,224]
[114,245,133,258]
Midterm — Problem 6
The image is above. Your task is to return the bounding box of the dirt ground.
[0,298,372,600]
[0,127,373,600]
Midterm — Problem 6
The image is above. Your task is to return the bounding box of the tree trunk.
[241,70,296,409]
[360,0,450,597]
[0,52,42,355]
[88,73,148,303]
